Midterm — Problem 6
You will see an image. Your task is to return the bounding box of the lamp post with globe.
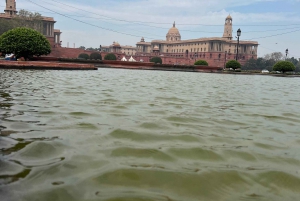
[236,28,241,61]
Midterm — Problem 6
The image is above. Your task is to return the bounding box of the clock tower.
[5,0,17,16]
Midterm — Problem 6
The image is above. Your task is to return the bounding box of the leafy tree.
[264,52,283,62]
[78,53,89,60]
[194,60,208,66]
[0,19,15,36]
[273,61,295,73]
[295,63,300,73]
[104,53,117,60]
[86,47,100,51]
[256,58,267,70]
[90,52,102,60]
[78,46,86,50]
[13,10,43,33]
[286,57,299,66]
[150,57,162,64]
[265,59,276,71]
[242,58,258,70]
[226,60,241,70]
[0,27,51,60]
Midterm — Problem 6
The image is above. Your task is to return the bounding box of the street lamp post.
[236,28,241,61]
[285,49,289,60]
[224,51,227,69]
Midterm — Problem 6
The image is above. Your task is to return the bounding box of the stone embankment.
[0,60,97,70]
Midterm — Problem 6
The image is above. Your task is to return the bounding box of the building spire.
[173,21,175,27]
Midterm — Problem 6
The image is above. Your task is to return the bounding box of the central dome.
[166,22,181,41]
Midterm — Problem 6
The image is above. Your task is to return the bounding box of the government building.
[102,15,259,66]
[0,0,62,48]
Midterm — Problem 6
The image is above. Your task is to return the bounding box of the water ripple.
[1,69,300,201]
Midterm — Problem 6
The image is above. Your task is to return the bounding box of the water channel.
[1,69,300,201]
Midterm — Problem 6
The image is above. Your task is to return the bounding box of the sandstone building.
[104,15,259,66]
[0,0,62,47]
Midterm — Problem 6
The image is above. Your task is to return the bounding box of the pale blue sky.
[3,0,300,58]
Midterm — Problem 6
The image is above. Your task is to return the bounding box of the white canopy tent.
[121,56,127,61]
[129,56,136,62]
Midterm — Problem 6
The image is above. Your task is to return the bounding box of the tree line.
[242,52,300,72]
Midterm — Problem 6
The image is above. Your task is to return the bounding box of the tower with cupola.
[4,0,17,16]
[223,15,233,40]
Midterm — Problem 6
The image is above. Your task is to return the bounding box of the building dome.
[153,45,159,50]
[226,14,232,20]
[166,22,181,41]
[113,41,121,47]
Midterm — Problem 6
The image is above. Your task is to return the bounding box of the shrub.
[0,27,51,60]
[90,52,102,60]
[273,61,295,73]
[194,60,208,66]
[226,60,241,70]
[104,53,117,60]
[150,57,162,64]
[78,53,89,60]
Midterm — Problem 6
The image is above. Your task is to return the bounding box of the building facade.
[103,15,258,66]
[135,15,258,66]
[102,42,137,56]
[0,0,62,48]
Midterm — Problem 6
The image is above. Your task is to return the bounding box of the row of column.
[54,33,61,44]
[45,23,54,37]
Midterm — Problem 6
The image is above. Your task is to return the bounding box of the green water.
[1,69,300,201]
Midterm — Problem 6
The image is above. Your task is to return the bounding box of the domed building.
[101,15,259,66]
[101,41,137,55]
[136,15,258,66]
[166,22,181,42]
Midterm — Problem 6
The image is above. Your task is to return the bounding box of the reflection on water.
[1,69,300,201]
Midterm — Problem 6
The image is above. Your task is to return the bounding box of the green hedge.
[90,52,102,60]
[273,61,295,73]
[194,60,208,66]
[226,60,241,70]
[104,53,117,60]
[78,53,89,60]
[150,57,162,64]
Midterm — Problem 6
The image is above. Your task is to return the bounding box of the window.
[210,54,212,58]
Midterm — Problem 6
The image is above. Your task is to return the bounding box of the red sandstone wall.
[48,47,126,59]
[48,47,256,67]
